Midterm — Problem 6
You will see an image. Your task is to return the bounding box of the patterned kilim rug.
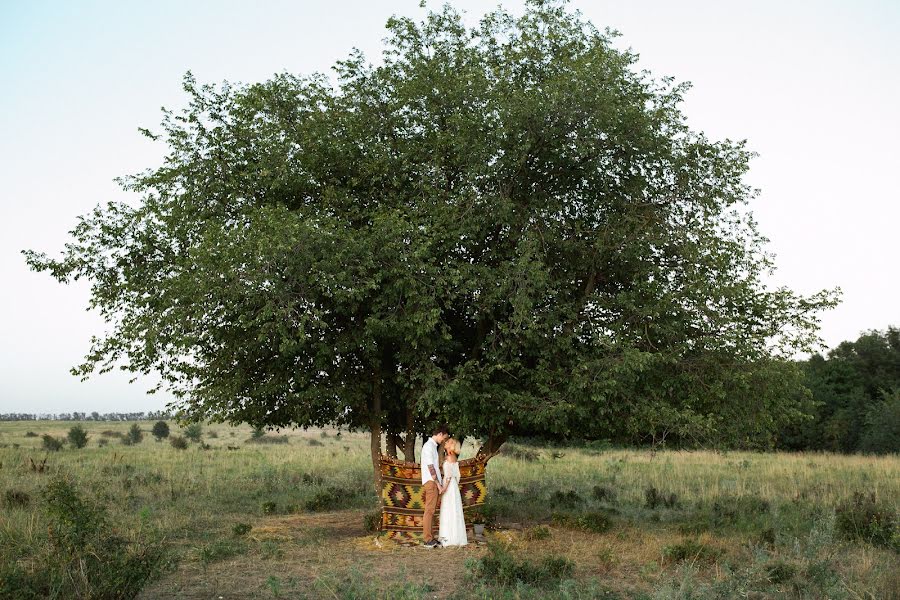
[379,454,488,542]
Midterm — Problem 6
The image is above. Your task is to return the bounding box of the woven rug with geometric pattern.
[378,454,488,542]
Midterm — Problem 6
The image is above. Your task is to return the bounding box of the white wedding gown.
[438,460,468,546]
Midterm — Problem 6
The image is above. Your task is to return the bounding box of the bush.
[169,435,188,450]
[4,489,31,508]
[835,491,898,550]
[470,542,574,587]
[67,425,89,449]
[0,477,170,598]
[183,423,203,442]
[550,489,582,507]
[123,424,143,445]
[247,434,289,444]
[592,485,616,503]
[551,511,613,533]
[100,430,123,438]
[645,486,679,509]
[262,501,278,514]
[662,539,720,563]
[523,525,551,541]
[304,487,344,512]
[232,522,252,536]
[24,431,38,438]
[363,510,382,533]
[42,434,64,452]
[307,438,324,447]
[859,389,900,454]
[97,438,108,447]
[502,443,540,462]
[151,421,170,441]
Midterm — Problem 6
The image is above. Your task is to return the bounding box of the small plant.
[551,511,613,533]
[662,539,719,563]
[304,488,343,512]
[100,430,123,438]
[835,491,898,550]
[251,426,265,439]
[363,510,382,533]
[4,489,31,508]
[247,434,289,444]
[232,522,252,536]
[41,434,64,452]
[765,559,798,584]
[206,430,218,438]
[262,501,278,514]
[67,425,89,449]
[24,431,38,438]
[592,485,616,503]
[183,423,203,442]
[470,542,574,587]
[97,438,108,447]
[123,424,143,445]
[320,430,329,438]
[151,421,170,441]
[645,486,679,509]
[550,489,582,507]
[307,438,324,447]
[169,435,188,450]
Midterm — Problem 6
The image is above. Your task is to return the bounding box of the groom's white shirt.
[421,437,443,486]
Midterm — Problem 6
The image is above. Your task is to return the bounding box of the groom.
[421,424,450,548]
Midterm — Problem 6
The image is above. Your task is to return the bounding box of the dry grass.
[1,421,897,598]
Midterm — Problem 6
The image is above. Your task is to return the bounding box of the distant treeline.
[777,326,900,455]
[0,411,172,422]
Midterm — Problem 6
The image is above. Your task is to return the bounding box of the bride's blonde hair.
[444,438,461,456]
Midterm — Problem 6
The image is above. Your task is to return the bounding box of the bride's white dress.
[438,460,468,546]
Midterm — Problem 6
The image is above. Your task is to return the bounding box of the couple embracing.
[420,424,467,548]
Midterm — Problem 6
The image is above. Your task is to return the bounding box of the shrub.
[592,485,616,503]
[363,510,382,533]
[97,438,108,447]
[4,489,31,508]
[470,542,574,587]
[67,425,89,449]
[662,539,720,563]
[24,431,38,438]
[251,426,265,439]
[835,491,898,550]
[206,430,218,438]
[550,489,582,507]
[232,522,252,536]
[0,477,170,598]
[304,487,344,512]
[100,430,123,438]
[151,421,170,441]
[307,438,324,447]
[169,435,188,450]
[183,423,203,442]
[551,511,613,533]
[123,424,143,445]
[261,501,278,514]
[645,486,679,509]
[41,434,64,452]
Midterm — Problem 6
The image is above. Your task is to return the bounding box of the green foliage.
[645,486,679,509]
[247,434,289,444]
[41,434,64,452]
[24,431,38,438]
[835,492,898,551]
[551,511,613,533]
[182,423,202,442]
[363,510,382,533]
[470,542,574,588]
[151,421,170,441]
[66,425,88,449]
[4,489,31,508]
[780,327,900,453]
[0,477,170,599]
[662,539,720,563]
[123,424,143,445]
[23,1,838,456]
[169,435,188,450]
[232,523,252,536]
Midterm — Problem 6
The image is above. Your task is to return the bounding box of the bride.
[438,438,468,547]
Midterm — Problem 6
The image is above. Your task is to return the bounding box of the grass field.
[1,420,898,599]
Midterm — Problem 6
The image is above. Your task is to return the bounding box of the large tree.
[24,1,837,492]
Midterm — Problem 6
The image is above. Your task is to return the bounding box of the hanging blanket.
[379,454,488,542]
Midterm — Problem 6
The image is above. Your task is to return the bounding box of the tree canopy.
[24,1,838,475]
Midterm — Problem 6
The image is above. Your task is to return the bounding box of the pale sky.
[1,0,898,414]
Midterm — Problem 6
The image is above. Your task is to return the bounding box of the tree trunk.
[386,433,400,459]
[370,369,384,502]
[402,401,416,462]
[476,432,507,461]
